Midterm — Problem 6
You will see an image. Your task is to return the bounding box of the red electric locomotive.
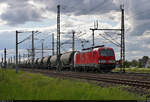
[74,45,116,72]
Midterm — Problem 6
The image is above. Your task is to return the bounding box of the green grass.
[113,68,150,73]
[0,68,147,100]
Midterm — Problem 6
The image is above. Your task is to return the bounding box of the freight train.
[19,45,116,72]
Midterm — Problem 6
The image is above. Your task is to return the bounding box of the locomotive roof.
[93,47,113,51]
[82,45,104,50]
[77,47,113,53]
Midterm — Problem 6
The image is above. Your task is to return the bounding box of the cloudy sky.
[0,0,149,61]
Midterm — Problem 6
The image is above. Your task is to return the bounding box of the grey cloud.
[1,0,44,26]
[131,0,150,20]
[38,0,120,15]
[34,0,150,38]
[125,37,150,53]
[128,0,150,36]
[1,7,42,25]
[130,21,150,36]
[62,20,74,28]
[0,0,121,26]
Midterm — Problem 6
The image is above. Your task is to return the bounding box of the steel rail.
[22,68,150,89]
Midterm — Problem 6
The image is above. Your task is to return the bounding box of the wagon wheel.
[97,68,102,73]
[48,64,51,70]
[86,67,88,72]
[79,67,82,72]
[103,70,110,73]
[74,67,77,72]
[71,66,74,71]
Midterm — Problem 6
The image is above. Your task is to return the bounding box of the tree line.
[124,56,149,68]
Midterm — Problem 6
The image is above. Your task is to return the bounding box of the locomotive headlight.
[108,60,115,63]
[99,60,106,63]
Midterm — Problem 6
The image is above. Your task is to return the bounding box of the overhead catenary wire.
[104,32,120,44]
[99,33,120,47]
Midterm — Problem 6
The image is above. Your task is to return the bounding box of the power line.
[104,32,120,44]
[99,33,120,47]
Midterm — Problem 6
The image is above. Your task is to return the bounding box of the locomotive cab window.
[100,49,114,56]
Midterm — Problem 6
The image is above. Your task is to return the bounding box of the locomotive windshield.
[100,49,114,56]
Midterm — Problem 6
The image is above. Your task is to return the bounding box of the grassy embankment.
[0,68,147,100]
[113,68,150,73]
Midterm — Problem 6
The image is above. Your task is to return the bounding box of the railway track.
[22,68,150,89]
